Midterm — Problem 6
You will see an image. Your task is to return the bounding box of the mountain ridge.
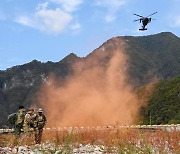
[0,31,180,126]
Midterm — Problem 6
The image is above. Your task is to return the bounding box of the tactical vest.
[36,114,46,129]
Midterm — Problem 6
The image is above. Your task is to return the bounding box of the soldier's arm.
[32,113,37,119]
[44,115,47,126]
[25,114,31,123]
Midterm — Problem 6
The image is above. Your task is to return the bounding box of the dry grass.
[0,128,180,153]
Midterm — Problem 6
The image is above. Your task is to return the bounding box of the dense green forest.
[138,76,180,124]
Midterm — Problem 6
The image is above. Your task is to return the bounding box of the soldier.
[8,105,26,136]
[23,108,35,144]
[34,108,46,144]
[15,106,26,136]
[23,108,34,132]
[14,106,25,135]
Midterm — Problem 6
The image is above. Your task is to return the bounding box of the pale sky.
[0,0,180,70]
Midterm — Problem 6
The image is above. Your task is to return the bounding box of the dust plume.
[37,48,141,127]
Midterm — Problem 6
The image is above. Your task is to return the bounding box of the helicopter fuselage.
[141,18,151,29]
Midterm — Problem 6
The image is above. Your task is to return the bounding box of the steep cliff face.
[0,32,180,126]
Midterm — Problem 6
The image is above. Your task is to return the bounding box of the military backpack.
[8,113,17,126]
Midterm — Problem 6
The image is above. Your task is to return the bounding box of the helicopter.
[133,12,157,31]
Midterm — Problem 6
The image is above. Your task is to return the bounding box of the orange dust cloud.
[37,48,140,127]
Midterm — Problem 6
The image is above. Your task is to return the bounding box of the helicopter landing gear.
[139,28,147,31]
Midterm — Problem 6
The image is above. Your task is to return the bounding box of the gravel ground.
[0,143,109,154]
[0,142,176,154]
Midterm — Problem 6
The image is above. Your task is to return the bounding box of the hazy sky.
[0,0,180,70]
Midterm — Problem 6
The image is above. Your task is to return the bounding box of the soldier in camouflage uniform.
[23,108,36,144]
[23,108,35,132]
[34,108,46,144]
[14,106,25,136]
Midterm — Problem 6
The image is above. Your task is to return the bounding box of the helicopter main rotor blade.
[147,12,157,17]
[133,19,140,22]
[133,13,144,18]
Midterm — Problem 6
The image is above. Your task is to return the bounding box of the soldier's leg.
[38,129,43,144]
[23,131,32,145]
[14,125,21,136]
[13,125,21,145]
[35,129,38,144]
[36,129,41,144]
